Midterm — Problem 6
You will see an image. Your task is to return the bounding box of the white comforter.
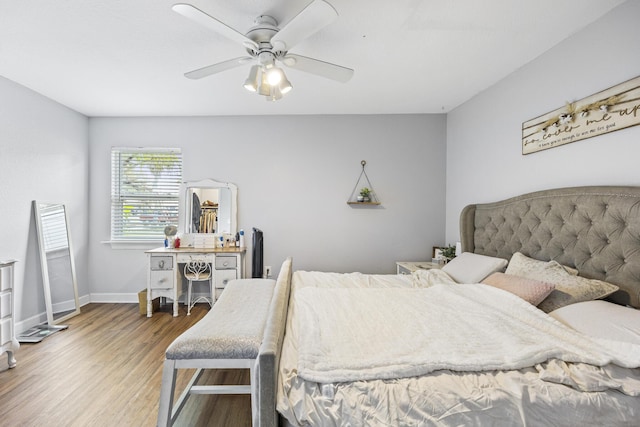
[295,284,640,384]
[277,270,640,427]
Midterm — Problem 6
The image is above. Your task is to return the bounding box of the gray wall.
[0,76,89,328]
[88,115,447,301]
[445,0,640,244]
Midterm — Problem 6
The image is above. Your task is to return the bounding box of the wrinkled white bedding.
[277,270,640,427]
[296,285,640,383]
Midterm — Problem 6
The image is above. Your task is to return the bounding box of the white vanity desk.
[147,177,245,317]
[146,247,245,317]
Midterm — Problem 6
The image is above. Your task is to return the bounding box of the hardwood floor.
[0,303,252,427]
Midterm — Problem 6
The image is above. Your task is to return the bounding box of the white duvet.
[295,284,640,384]
[277,270,640,427]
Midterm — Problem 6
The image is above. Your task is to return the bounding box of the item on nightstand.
[440,245,457,262]
[239,229,245,248]
[397,261,443,275]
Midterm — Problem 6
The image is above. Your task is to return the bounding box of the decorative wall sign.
[522,75,640,155]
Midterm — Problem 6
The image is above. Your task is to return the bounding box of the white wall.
[88,114,447,300]
[446,0,640,244]
[0,76,89,327]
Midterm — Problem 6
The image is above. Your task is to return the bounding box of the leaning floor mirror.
[33,201,81,325]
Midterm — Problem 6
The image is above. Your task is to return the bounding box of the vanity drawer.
[215,255,237,270]
[177,253,213,264]
[149,270,174,289]
[215,269,237,289]
[150,256,173,271]
[0,292,11,317]
[0,266,12,292]
[0,317,12,346]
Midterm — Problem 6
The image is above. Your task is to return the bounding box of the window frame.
[110,147,182,246]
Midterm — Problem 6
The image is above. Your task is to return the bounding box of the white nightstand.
[396,261,443,275]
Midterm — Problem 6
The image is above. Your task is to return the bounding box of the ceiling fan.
[172,0,354,101]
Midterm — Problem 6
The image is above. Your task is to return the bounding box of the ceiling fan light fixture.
[243,65,261,92]
[266,85,283,102]
[257,69,271,96]
[174,2,353,102]
[279,74,293,94]
[265,67,283,85]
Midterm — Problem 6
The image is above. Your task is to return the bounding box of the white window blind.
[111,148,182,241]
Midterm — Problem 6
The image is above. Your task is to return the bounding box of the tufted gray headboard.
[460,186,640,308]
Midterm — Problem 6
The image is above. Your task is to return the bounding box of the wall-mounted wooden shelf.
[347,160,381,205]
[347,201,381,206]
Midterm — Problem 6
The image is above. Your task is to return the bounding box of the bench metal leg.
[170,368,205,423]
[157,358,257,426]
[157,359,177,427]
[250,363,258,426]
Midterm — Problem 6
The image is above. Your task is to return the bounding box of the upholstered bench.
[157,278,276,427]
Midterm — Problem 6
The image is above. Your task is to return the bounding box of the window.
[111,148,182,242]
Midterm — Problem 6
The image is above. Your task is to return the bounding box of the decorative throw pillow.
[510,261,619,313]
[481,272,555,306]
[441,252,508,283]
[506,252,579,276]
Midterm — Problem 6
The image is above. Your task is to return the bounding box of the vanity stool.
[183,260,213,315]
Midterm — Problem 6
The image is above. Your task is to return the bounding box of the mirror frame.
[33,201,81,325]
[179,178,238,236]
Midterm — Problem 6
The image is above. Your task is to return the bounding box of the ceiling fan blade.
[184,57,253,80]
[281,54,353,83]
[172,4,258,51]
[270,0,338,52]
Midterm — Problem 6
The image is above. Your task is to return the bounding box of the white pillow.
[441,252,508,283]
[549,300,640,344]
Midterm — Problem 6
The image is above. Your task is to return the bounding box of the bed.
[259,186,640,426]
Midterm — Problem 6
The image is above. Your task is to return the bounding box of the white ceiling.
[0,0,626,117]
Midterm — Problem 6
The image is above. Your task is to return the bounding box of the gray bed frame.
[460,185,640,308]
[256,257,292,427]
[259,186,640,426]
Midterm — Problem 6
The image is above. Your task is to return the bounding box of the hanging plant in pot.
[358,187,372,202]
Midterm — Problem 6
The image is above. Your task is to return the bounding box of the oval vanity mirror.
[179,179,238,236]
[32,201,81,325]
